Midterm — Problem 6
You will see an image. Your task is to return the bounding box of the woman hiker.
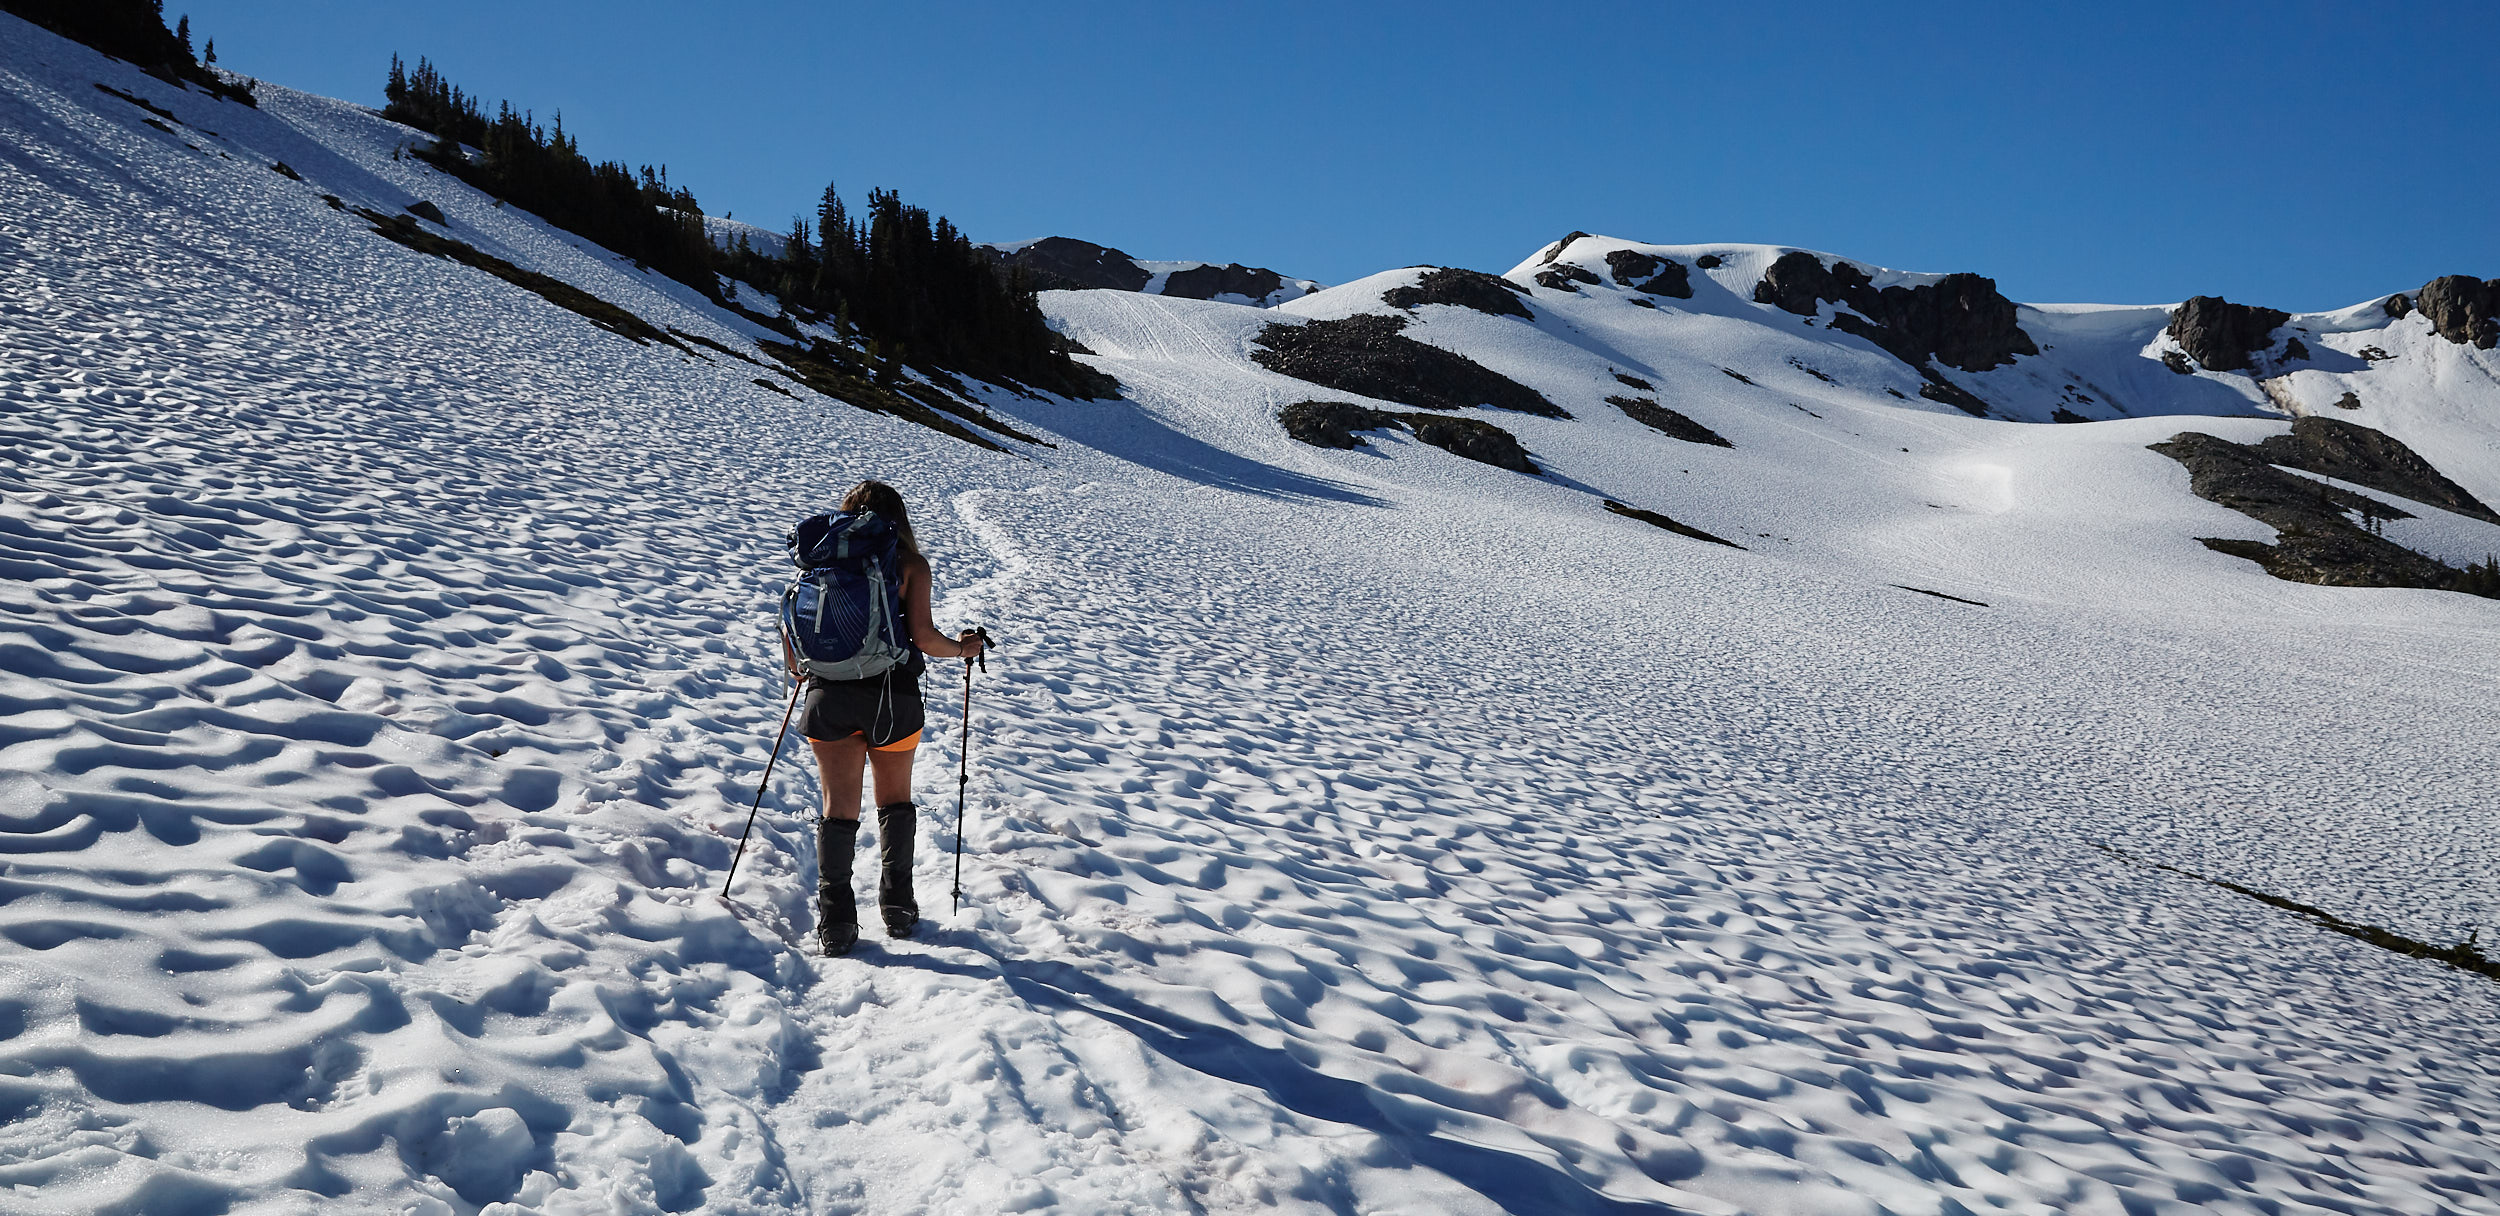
[784,480,985,956]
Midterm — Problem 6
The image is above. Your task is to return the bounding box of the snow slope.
[4,17,2500,1215]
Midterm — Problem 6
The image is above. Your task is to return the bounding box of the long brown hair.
[841,480,921,560]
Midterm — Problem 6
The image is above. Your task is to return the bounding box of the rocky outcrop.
[2414,275,2500,349]
[2151,423,2494,595]
[1534,263,1600,292]
[1405,415,1536,472]
[2168,296,2290,372]
[1162,262,1300,304]
[1252,315,1566,417]
[2256,416,2497,522]
[1607,396,1730,446]
[1916,377,1991,417]
[1276,401,1536,473]
[1381,268,1533,319]
[1538,231,1593,264]
[1277,401,1395,449]
[2382,294,2412,320]
[1603,251,1693,299]
[986,237,1315,304]
[1603,500,1742,549]
[1751,251,2036,374]
[995,236,1152,292]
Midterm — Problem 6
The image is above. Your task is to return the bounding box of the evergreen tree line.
[385,56,713,291]
[380,56,1091,393]
[715,184,1060,381]
[2,0,253,103]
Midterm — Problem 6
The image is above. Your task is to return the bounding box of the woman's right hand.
[957,629,985,660]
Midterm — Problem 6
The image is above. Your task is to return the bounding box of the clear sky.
[176,0,2497,311]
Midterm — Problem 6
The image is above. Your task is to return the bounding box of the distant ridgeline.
[0,0,255,104]
[381,56,1106,398]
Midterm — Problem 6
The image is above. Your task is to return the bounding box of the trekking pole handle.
[964,626,993,672]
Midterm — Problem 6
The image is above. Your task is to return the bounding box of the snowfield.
[4,17,2500,1215]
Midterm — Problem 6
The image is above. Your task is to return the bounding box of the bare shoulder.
[902,553,932,584]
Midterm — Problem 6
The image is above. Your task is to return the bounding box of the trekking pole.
[722,678,804,900]
[952,628,992,913]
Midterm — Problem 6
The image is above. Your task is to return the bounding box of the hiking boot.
[876,801,920,938]
[817,817,859,957]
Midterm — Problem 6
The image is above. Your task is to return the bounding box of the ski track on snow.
[3,20,2500,1215]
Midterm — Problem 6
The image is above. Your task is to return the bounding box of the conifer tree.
[367,53,1105,395]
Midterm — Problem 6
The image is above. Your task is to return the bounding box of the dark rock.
[1695,254,1722,270]
[1917,376,1991,417]
[1605,250,1660,284]
[1752,250,1838,316]
[1160,262,1293,303]
[1277,400,1400,449]
[1252,314,1566,417]
[2151,430,2475,592]
[269,161,301,181]
[1786,357,1835,384]
[2168,295,2289,371]
[989,236,1150,292]
[1276,400,1536,472]
[1382,268,1533,319]
[1603,500,1743,549]
[2162,350,2196,375]
[1751,251,2036,373]
[985,237,1314,303]
[2331,391,2361,410]
[2282,336,2310,362]
[1719,368,1754,386]
[2382,294,2412,319]
[2052,407,2088,424]
[2414,275,2500,349]
[1612,371,1654,391]
[1608,396,1731,447]
[2255,416,2497,522]
[405,199,447,225]
[1405,415,1536,472]
[1897,585,1989,606]
[1534,263,1601,292]
[1604,250,1693,299]
[1540,232,1593,264]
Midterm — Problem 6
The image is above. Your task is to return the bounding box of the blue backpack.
[781,510,913,682]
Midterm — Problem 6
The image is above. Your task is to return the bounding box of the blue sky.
[180,1,2496,310]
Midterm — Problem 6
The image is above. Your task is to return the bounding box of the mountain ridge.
[984,235,1321,306]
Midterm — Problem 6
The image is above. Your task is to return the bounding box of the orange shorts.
[806,729,921,752]
[799,672,922,750]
